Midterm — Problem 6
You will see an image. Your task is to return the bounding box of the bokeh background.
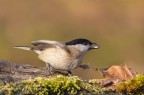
[0,0,144,79]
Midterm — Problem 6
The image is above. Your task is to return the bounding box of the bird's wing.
[14,40,70,54]
[32,40,60,46]
[31,40,69,51]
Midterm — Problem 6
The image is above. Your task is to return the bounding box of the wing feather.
[32,40,59,46]
[14,40,70,54]
[31,40,69,52]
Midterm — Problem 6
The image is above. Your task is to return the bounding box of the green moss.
[89,79,104,84]
[0,75,105,95]
[1,75,144,95]
[116,74,144,94]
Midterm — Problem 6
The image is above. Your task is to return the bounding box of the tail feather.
[13,46,31,51]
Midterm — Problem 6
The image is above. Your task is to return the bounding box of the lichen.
[116,74,144,94]
[0,75,105,95]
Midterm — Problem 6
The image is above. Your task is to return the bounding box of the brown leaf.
[98,64,138,91]
[99,64,138,81]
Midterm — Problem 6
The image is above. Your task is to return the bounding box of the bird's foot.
[44,66,73,76]
[53,70,73,76]
[44,67,54,76]
[67,71,73,76]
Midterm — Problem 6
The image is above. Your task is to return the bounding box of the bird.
[14,38,99,75]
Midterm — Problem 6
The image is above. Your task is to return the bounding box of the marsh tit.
[14,38,99,75]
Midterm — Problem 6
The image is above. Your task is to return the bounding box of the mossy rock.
[1,74,144,95]
[0,75,108,95]
[116,74,144,94]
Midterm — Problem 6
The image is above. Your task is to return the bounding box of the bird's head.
[65,38,99,52]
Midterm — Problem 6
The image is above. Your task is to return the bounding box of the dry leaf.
[99,64,137,81]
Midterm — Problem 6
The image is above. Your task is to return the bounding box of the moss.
[116,74,144,94]
[1,75,144,95]
[0,75,106,95]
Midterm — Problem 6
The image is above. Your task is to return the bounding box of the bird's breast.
[38,47,84,70]
[38,48,70,68]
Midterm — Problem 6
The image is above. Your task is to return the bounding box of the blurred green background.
[0,0,144,79]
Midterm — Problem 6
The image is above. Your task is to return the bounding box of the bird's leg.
[45,63,64,75]
[45,63,73,76]
[45,62,53,75]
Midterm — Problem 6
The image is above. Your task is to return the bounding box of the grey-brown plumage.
[14,38,99,75]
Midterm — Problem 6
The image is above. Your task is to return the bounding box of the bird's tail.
[13,46,32,51]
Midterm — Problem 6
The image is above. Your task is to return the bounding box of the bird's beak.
[90,43,99,49]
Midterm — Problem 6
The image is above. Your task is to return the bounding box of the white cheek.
[75,44,89,52]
